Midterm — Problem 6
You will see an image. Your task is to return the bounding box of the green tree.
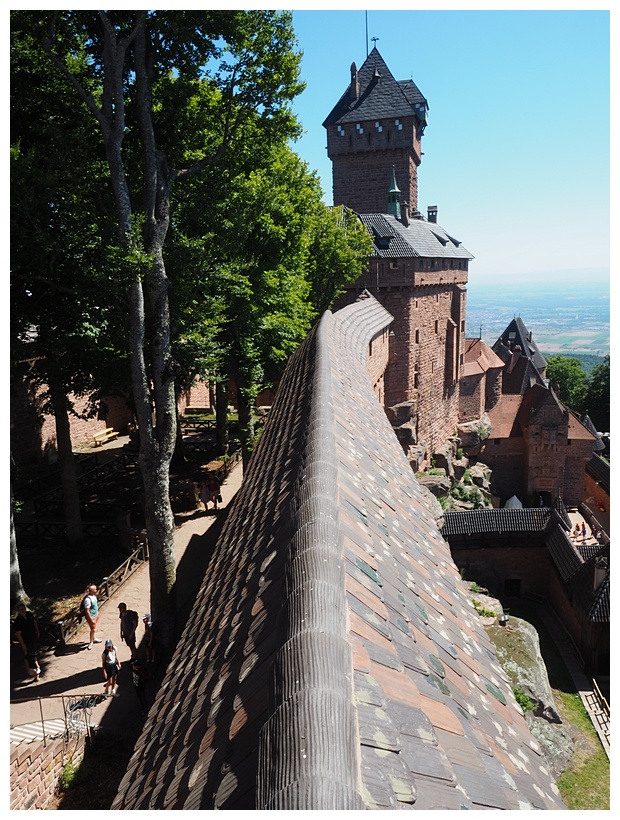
[545,355,589,415]
[39,10,304,619]
[585,355,610,435]
[11,17,125,549]
[305,205,373,314]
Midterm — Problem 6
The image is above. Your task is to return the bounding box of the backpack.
[79,595,92,622]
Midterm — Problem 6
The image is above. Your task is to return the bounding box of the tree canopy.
[12,10,373,619]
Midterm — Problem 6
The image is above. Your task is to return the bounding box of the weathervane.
[371,37,379,46]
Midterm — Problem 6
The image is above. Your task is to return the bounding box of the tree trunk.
[48,376,83,548]
[237,385,255,471]
[171,401,186,470]
[215,379,229,456]
[10,480,28,610]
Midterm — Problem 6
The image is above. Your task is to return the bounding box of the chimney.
[350,62,359,101]
[427,205,438,223]
[401,201,410,227]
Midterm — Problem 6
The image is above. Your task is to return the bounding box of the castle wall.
[10,375,132,466]
[365,326,390,403]
[335,262,467,455]
[478,437,527,503]
[459,373,485,422]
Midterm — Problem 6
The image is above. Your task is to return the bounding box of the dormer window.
[395,119,403,131]
[356,123,364,134]
[375,121,382,132]
[337,125,345,137]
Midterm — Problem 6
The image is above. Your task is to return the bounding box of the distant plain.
[465,275,609,364]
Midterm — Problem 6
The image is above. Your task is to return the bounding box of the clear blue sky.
[284,7,610,284]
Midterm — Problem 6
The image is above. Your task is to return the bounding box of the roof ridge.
[257,312,362,810]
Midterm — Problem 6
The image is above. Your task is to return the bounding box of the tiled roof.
[113,295,566,810]
[545,528,585,581]
[581,414,605,451]
[462,338,504,377]
[360,213,474,260]
[323,48,428,127]
[442,508,550,537]
[586,453,610,493]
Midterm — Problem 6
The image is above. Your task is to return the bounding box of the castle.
[325,47,596,507]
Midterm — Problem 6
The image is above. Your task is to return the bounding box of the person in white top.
[102,639,121,697]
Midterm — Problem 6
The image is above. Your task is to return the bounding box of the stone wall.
[11,376,133,466]
[326,116,421,214]
[459,373,484,422]
[366,327,390,403]
[10,733,85,810]
[451,546,552,599]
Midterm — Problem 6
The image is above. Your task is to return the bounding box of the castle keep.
[325,48,472,456]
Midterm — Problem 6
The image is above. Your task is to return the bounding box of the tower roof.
[323,47,428,128]
[493,317,547,373]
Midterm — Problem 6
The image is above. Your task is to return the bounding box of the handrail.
[592,678,610,719]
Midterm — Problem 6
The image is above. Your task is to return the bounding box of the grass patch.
[490,600,610,810]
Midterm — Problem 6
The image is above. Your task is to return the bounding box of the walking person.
[82,584,102,650]
[13,603,41,682]
[118,602,139,660]
[581,522,588,542]
[206,472,221,511]
[102,639,121,697]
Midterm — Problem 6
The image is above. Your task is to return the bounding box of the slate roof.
[360,213,474,260]
[323,47,428,128]
[586,453,610,494]
[442,508,551,537]
[493,317,547,372]
[113,294,566,811]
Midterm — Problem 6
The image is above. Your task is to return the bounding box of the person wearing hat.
[102,638,121,697]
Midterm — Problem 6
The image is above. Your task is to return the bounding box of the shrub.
[512,686,536,712]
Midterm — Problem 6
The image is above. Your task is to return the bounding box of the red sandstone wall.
[584,470,609,514]
[451,546,551,599]
[459,374,484,422]
[366,327,390,403]
[11,377,133,466]
[326,116,421,214]
[10,734,85,810]
[478,438,527,502]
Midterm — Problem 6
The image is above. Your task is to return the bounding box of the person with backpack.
[118,602,139,660]
[101,639,121,697]
[81,584,102,650]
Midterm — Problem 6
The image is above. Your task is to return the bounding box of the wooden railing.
[38,534,149,647]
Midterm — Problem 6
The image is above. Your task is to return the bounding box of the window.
[337,125,345,137]
[389,259,398,269]
[375,121,382,132]
[435,320,439,333]
[356,123,364,134]
[415,329,420,344]
[395,119,403,131]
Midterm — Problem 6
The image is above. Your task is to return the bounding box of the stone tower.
[323,47,428,217]
[325,49,473,461]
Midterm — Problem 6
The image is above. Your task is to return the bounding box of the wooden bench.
[93,427,119,446]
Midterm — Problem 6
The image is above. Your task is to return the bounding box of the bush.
[58,759,82,791]
[512,685,536,712]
